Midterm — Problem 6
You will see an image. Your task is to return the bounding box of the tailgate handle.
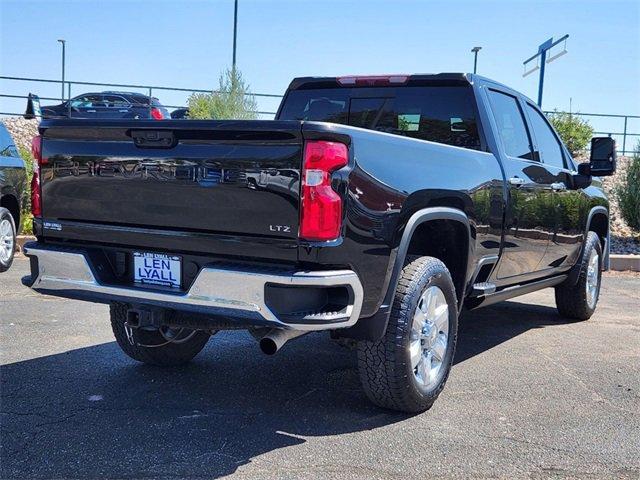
[131,130,175,149]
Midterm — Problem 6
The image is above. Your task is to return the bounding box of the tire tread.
[357,256,458,413]
[0,207,16,273]
[555,231,602,320]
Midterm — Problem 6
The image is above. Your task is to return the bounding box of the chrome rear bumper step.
[23,243,364,331]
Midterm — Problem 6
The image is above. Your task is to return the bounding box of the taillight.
[30,135,44,217]
[299,140,348,241]
[151,107,164,120]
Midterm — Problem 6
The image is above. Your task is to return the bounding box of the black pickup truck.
[22,73,616,413]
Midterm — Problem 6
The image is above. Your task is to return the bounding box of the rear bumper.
[23,243,363,331]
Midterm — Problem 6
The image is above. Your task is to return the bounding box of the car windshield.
[278,85,481,150]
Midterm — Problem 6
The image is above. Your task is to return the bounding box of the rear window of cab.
[278,86,481,151]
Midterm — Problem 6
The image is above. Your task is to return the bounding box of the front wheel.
[357,256,458,413]
[555,231,603,320]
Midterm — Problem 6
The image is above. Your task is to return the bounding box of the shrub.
[21,214,33,235]
[187,68,258,120]
[18,146,34,235]
[615,144,640,231]
[547,111,594,156]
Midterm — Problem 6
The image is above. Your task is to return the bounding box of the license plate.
[133,252,181,288]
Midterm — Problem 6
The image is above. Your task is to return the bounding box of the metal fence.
[0,75,283,119]
[1,75,638,155]
[543,110,639,156]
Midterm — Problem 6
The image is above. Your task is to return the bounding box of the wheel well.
[406,219,468,305]
[0,194,20,230]
[589,212,608,250]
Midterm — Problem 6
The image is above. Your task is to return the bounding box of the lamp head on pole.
[471,46,482,53]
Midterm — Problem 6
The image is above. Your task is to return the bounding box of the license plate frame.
[133,252,181,289]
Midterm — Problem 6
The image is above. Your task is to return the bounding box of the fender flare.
[568,206,610,284]
[341,207,473,341]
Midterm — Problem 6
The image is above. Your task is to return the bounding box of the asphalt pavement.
[1,257,639,479]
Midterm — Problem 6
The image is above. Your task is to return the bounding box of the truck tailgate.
[39,120,303,244]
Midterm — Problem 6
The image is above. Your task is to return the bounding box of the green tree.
[187,68,258,120]
[547,111,594,156]
[615,143,640,231]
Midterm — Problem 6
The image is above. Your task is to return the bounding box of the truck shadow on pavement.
[0,300,571,479]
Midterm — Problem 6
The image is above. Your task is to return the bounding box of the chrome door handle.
[508,176,525,186]
[551,182,566,192]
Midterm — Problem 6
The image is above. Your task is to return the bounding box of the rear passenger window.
[487,90,534,160]
[104,95,130,108]
[525,104,566,169]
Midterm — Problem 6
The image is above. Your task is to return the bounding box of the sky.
[1,0,639,140]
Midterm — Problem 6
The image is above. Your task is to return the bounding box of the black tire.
[110,303,211,366]
[555,231,603,320]
[0,207,17,273]
[357,256,458,413]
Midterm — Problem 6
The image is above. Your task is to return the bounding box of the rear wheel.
[555,231,603,320]
[110,303,211,366]
[357,256,458,413]
[0,207,16,273]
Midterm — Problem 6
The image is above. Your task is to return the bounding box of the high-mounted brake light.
[30,135,44,218]
[337,75,409,87]
[299,140,348,241]
[151,107,164,120]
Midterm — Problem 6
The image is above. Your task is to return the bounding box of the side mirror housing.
[577,162,591,176]
[572,162,593,189]
[589,137,617,176]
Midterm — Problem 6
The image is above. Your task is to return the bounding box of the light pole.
[522,34,569,107]
[232,0,238,70]
[57,39,66,100]
[471,46,482,74]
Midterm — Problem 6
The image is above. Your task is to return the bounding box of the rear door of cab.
[482,86,555,282]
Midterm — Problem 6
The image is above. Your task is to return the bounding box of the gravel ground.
[1,258,639,480]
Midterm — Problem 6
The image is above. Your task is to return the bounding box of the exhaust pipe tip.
[258,328,307,355]
[259,337,279,355]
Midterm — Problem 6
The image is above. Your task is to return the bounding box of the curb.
[610,254,640,272]
[15,235,36,254]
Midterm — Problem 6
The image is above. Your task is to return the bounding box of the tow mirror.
[589,137,616,176]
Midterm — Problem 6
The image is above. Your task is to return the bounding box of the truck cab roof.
[286,73,538,113]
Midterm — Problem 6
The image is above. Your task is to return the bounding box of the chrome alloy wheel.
[0,218,14,264]
[410,285,449,389]
[586,250,600,309]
